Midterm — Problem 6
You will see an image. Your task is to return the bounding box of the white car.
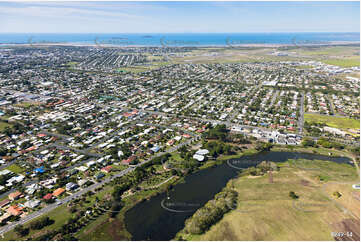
[352,184,360,189]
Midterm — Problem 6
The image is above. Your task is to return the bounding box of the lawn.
[271,145,356,161]
[2,204,72,241]
[304,113,360,130]
[7,164,25,174]
[115,67,149,73]
[15,102,37,108]
[178,157,359,241]
[67,61,78,66]
[0,121,12,132]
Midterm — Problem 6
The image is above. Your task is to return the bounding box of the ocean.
[0,32,359,46]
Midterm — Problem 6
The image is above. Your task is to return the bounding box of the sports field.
[304,113,360,130]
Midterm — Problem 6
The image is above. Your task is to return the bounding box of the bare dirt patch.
[351,191,359,201]
[300,179,311,186]
[332,218,360,241]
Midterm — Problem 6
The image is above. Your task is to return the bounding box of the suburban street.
[0,133,198,236]
[298,92,305,135]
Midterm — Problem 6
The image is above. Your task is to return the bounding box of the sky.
[0,1,359,33]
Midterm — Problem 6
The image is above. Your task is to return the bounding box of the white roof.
[76,166,88,172]
[0,169,12,176]
[86,161,96,167]
[196,149,209,155]
[193,154,205,161]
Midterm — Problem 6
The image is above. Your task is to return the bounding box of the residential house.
[8,191,22,201]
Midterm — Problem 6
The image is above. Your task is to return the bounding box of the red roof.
[53,188,65,197]
[122,156,136,164]
[0,199,10,207]
[7,205,23,216]
[43,193,53,200]
[8,191,22,200]
[101,165,112,173]
[26,146,37,152]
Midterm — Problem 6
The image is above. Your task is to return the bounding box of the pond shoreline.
[123,149,353,241]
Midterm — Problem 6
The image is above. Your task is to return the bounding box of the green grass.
[304,113,360,130]
[15,102,37,108]
[178,157,359,241]
[170,152,183,162]
[0,121,12,132]
[271,145,354,159]
[67,61,78,66]
[76,185,174,240]
[294,65,314,69]
[198,160,219,170]
[115,67,149,73]
[322,57,360,67]
[7,164,25,174]
[75,173,182,240]
[296,46,359,56]
[2,204,72,240]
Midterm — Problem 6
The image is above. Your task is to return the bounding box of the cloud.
[0,2,146,21]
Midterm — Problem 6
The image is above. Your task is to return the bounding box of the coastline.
[0,40,359,48]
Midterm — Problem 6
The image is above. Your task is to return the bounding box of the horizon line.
[0,32,360,34]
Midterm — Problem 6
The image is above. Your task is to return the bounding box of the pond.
[124,151,352,241]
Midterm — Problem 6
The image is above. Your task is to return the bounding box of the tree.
[317,138,332,149]
[289,191,299,199]
[301,138,315,147]
[255,142,273,152]
[30,216,54,230]
[14,224,29,237]
[333,191,342,198]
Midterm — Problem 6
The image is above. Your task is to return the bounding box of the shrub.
[14,225,29,237]
[30,216,54,230]
[184,188,237,235]
[289,191,299,199]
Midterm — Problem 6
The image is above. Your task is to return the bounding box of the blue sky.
[0,1,359,33]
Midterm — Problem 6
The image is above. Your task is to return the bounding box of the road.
[298,92,305,135]
[326,94,336,115]
[0,88,355,235]
[0,136,197,235]
[39,130,71,141]
[48,143,102,158]
[142,109,275,133]
[269,90,279,107]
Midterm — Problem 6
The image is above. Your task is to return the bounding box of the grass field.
[322,57,360,67]
[0,121,12,132]
[2,204,72,240]
[271,146,357,163]
[7,164,25,174]
[178,157,359,241]
[296,46,359,56]
[115,62,170,73]
[15,102,43,108]
[304,113,360,130]
[67,61,78,66]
